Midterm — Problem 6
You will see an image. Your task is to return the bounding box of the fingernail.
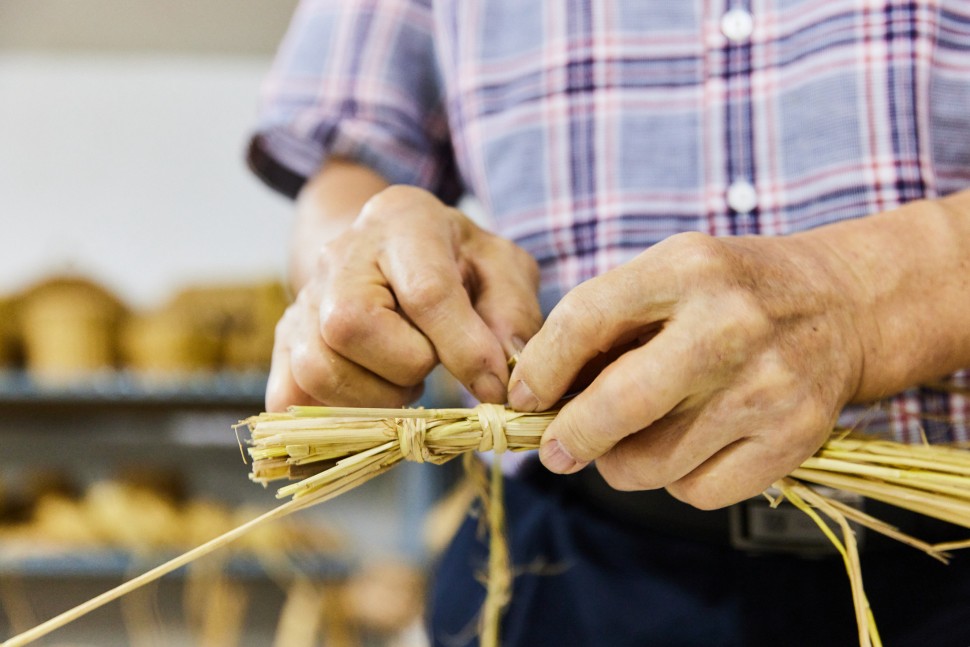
[508,379,539,412]
[540,439,586,474]
[510,335,527,353]
[471,372,505,403]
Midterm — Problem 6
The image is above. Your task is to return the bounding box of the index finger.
[536,324,712,473]
[508,262,679,412]
[380,235,509,404]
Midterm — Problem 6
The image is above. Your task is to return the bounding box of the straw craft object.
[4,403,969,647]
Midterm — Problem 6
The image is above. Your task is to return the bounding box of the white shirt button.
[721,7,754,42]
[727,179,758,214]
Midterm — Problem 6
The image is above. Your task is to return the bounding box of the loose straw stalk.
[1,498,303,647]
[6,403,970,647]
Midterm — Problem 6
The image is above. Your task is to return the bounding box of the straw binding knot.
[398,416,428,463]
[476,403,508,454]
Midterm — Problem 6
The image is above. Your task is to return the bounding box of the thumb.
[539,392,625,474]
[535,334,693,474]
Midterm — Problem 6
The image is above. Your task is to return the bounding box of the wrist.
[796,192,970,402]
[776,232,873,405]
[290,160,389,292]
[786,229,878,403]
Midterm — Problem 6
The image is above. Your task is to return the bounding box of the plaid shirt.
[249,0,970,444]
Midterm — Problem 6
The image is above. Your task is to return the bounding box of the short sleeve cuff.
[247,119,461,203]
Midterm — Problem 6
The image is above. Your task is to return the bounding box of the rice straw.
[5,402,970,647]
[775,479,881,647]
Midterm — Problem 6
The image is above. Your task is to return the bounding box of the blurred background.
[0,3,456,645]
[0,0,295,307]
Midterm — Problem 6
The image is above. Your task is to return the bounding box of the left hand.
[508,231,871,509]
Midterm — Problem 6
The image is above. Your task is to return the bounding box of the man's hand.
[267,184,541,411]
[510,187,970,510]
[508,231,871,509]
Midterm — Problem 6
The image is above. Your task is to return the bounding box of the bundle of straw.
[5,403,969,647]
[241,404,970,647]
[246,404,552,494]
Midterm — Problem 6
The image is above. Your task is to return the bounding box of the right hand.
[266,185,542,411]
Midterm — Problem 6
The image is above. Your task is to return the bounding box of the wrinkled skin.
[508,231,865,509]
[270,166,970,511]
[510,189,970,509]
[267,185,542,411]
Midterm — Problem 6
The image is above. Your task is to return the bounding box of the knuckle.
[409,353,439,384]
[713,307,770,366]
[265,387,297,413]
[360,185,429,223]
[393,353,437,388]
[287,344,322,387]
[274,306,296,339]
[551,287,609,348]
[737,357,796,409]
[666,478,730,511]
[596,458,651,492]
[318,301,365,350]
[596,450,665,492]
[293,282,327,326]
[265,363,298,412]
[689,295,770,374]
[399,273,452,312]
[265,392,287,412]
[789,402,832,454]
[722,293,771,337]
[665,231,725,275]
[288,347,345,402]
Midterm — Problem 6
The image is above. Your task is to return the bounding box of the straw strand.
[6,402,970,647]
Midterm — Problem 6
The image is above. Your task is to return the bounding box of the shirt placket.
[707,0,759,236]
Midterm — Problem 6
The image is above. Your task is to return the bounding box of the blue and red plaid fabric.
[249,0,970,444]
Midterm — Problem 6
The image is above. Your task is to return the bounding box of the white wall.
[0,53,294,309]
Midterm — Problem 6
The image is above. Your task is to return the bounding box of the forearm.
[800,188,970,402]
[289,160,390,292]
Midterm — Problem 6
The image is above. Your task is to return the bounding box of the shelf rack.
[0,543,352,581]
[0,370,268,411]
[0,368,462,577]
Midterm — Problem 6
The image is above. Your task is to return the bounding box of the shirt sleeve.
[247,0,461,203]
